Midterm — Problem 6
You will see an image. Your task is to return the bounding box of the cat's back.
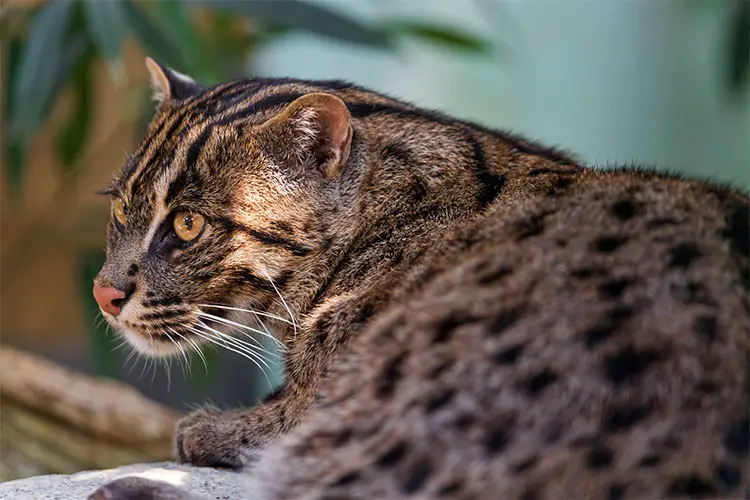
[253,168,749,499]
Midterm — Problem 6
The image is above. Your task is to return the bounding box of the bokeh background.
[0,0,748,478]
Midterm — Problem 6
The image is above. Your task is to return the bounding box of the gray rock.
[0,462,250,500]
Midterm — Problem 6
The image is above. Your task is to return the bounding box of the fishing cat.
[89,58,749,499]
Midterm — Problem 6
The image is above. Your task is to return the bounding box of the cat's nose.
[93,283,135,317]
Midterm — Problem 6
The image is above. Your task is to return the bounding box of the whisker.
[261,268,298,339]
[170,326,207,375]
[184,324,273,388]
[197,304,294,326]
[196,320,279,366]
[165,327,191,379]
[196,311,286,351]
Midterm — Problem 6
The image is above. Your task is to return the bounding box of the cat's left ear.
[258,93,353,180]
[145,57,204,105]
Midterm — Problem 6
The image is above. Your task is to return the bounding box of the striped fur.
[91,62,749,500]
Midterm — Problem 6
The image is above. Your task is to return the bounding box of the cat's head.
[93,58,353,356]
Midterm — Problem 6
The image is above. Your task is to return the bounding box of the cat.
[89,58,748,499]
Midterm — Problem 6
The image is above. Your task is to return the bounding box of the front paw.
[88,477,194,500]
[175,407,260,469]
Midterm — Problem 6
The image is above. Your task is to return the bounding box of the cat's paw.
[175,406,259,469]
[88,477,194,500]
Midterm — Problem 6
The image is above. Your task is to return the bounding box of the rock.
[0,462,249,500]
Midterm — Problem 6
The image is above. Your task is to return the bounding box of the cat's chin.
[117,325,186,357]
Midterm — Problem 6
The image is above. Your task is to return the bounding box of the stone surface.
[0,462,250,499]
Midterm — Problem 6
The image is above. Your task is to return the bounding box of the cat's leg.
[88,477,198,500]
[175,388,314,469]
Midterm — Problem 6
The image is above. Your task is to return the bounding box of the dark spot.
[607,483,627,500]
[611,199,638,221]
[428,359,453,378]
[491,343,526,364]
[693,314,718,342]
[426,389,455,412]
[270,220,294,235]
[639,454,663,467]
[453,413,475,430]
[544,423,563,444]
[522,369,559,396]
[602,404,652,433]
[583,306,634,348]
[571,267,607,279]
[376,354,404,398]
[741,266,750,291]
[331,428,353,447]
[665,474,717,498]
[646,217,678,229]
[724,417,749,457]
[670,281,717,306]
[598,277,634,300]
[695,379,718,394]
[331,471,360,487]
[546,176,575,197]
[402,457,432,493]
[714,462,742,491]
[603,346,664,385]
[434,312,475,343]
[515,212,547,240]
[511,455,539,475]
[127,264,139,277]
[437,480,462,495]
[484,425,510,454]
[586,444,614,469]
[668,242,702,269]
[722,204,749,254]
[520,487,541,500]
[375,441,408,468]
[145,290,156,298]
[355,303,376,326]
[477,265,513,285]
[594,235,628,253]
[487,305,525,336]
[241,437,248,445]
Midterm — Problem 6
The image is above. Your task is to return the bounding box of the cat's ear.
[259,93,353,180]
[145,57,204,105]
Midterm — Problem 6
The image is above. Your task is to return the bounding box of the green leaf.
[387,21,489,53]
[122,1,183,67]
[57,50,93,169]
[727,0,749,97]
[11,0,76,138]
[3,34,25,196]
[81,0,126,78]
[203,0,392,49]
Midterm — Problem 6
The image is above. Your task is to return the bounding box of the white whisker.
[196,320,278,367]
[197,304,294,326]
[261,268,298,339]
[196,311,285,351]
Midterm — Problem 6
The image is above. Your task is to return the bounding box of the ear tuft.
[145,57,204,105]
[261,93,353,180]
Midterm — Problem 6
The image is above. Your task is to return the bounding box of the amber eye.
[112,198,128,226]
[173,212,205,242]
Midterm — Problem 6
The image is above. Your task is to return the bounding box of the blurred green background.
[1,0,748,415]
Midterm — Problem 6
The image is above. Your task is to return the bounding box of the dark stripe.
[141,308,191,321]
[217,217,312,257]
[186,125,213,167]
[248,228,312,257]
[165,167,203,206]
[237,269,275,293]
[215,92,305,126]
[467,133,506,208]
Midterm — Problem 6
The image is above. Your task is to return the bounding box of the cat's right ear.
[145,57,204,106]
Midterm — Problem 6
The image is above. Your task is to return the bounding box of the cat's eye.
[173,212,205,242]
[112,198,128,226]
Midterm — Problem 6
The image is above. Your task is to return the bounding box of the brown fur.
[90,60,749,500]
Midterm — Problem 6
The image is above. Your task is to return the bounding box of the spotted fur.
[90,60,749,500]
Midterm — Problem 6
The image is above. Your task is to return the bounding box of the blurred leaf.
[387,21,489,53]
[11,0,75,138]
[123,0,183,67]
[57,50,93,169]
[143,0,219,83]
[727,0,749,96]
[78,249,119,379]
[204,0,392,48]
[81,0,126,78]
[3,34,25,196]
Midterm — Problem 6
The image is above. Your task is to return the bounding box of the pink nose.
[93,285,127,317]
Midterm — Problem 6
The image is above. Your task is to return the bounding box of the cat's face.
[93,59,352,356]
